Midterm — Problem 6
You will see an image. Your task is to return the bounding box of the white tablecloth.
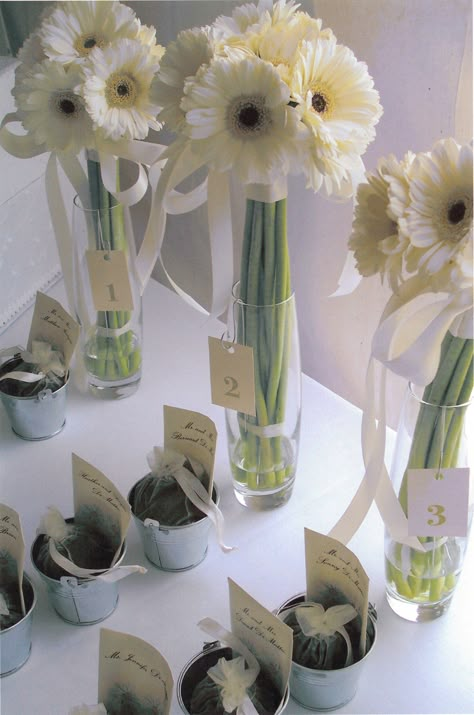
[0,279,472,714]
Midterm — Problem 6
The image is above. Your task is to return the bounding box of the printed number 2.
[427,504,446,527]
[106,283,117,302]
[224,375,240,398]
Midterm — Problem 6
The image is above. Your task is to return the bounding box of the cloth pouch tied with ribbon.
[0,341,66,398]
[281,602,358,670]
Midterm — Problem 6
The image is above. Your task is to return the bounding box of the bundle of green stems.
[234,197,294,490]
[386,331,473,602]
[85,157,141,381]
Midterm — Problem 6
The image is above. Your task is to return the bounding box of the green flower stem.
[234,197,293,490]
[388,331,473,604]
[84,156,141,382]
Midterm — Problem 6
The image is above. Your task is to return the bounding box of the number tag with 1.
[86,250,134,312]
[407,467,470,537]
[208,336,256,416]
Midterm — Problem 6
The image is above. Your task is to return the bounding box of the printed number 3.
[224,375,240,398]
[427,504,446,527]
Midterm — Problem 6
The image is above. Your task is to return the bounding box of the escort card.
[304,528,369,657]
[163,405,216,495]
[408,467,470,537]
[28,291,80,369]
[86,250,134,312]
[229,578,293,701]
[72,453,131,564]
[208,336,256,416]
[99,628,173,715]
[0,504,25,614]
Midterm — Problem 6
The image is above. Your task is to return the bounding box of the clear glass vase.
[225,282,301,510]
[72,194,142,399]
[385,382,473,621]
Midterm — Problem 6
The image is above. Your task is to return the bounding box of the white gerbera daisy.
[82,39,161,141]
[134,21,166,61]
[151,28,213,132]
[402,139,473,276]
[40,1,138,65]
[292,38,383,194]
[15,60,95,153]
[182,56,304,184]
[13,32,47,97]
[349,161,406,289]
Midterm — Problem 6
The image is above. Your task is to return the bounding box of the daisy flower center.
[74,34,106,57]
[105,72,138,108]
[51,91,83,119]
[443,194,472,243]
[310,83,333,118]
[228,96,272,138]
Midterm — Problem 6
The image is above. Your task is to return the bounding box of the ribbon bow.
[21,340,65,378]
[295,603,357,638]
[198,618,261,715]
[146,447,235,553]
[208,656,259,714]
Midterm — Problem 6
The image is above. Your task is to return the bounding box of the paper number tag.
[407,468,470,537]
[86,250,134,311]
[208,336,256,416]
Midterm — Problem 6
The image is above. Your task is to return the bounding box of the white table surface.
[0,279,472,715]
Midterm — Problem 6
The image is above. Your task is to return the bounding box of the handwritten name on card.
[0,504,26,613]
[164,406,217,490]
[229,579,293,698]
[99,628,173,715]
[72,454,131,557]
[304,529,369,657]
[28,292,80,369]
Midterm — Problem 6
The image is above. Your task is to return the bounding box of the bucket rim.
[127,481,219,532]
[276,592,377,672]
[0,356,69,401]
[0,573,36,636]
[30,518,126,585]
[177,642,289,715]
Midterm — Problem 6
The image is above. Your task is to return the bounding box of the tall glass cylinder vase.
[385,374,473,621]
[72,190,142,399]
[225,282,301,510]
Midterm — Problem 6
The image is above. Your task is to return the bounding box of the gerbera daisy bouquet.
[334,137,473,614]
[0,1,165,394]
[150,0,383,505]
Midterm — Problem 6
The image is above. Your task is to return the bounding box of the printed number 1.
[224,375,240,398]
[427,504,446,527]
[106,283,117,302]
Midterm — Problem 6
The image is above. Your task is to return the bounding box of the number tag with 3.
[407,468,470,537]
[86,250,134,311]
[208,336,256,416]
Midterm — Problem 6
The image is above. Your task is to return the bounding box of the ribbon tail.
[96,564,147,583]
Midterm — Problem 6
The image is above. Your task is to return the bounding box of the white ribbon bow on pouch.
[198,618,261,715]
[294,602,358,667]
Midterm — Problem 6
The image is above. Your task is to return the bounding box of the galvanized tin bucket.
[0,573,36,677]
[276,593,377,711]
[177,642,290,715]
[128,482,218,572]
[31,531,125,626]
[0,356,68,440]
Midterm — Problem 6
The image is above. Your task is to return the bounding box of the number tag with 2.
[208,336,256,416]
[86,250,134,312]
[407,467,470,537]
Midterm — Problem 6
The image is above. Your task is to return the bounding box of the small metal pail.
[0,357,68,440]
[177,642,290,715]
[276,593,377,711]
[0,573,36,677]
[128,481,218,572]
[31,528,125,626]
